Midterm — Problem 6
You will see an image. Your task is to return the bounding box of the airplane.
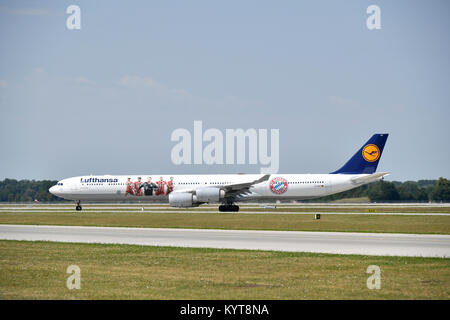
[49,134,389,212]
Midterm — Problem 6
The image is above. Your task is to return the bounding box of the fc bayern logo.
[269,177,288,194]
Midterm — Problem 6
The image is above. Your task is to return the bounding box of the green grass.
[1,204,450,213]
[0,240,448,299]
[332,197,371,203]
[0,211,449,234]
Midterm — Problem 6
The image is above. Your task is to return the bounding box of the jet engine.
[196,188,225,203]
[169,193,199,207]
[169,187,226,207]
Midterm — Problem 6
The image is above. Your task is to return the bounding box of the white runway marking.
[1,224,449,258]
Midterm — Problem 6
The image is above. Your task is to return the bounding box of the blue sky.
[0,0,449,181]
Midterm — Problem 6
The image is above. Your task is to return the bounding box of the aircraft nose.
[49,186,57,195]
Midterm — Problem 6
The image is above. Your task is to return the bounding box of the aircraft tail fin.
[331,134,388,174]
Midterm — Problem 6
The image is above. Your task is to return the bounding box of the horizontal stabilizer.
[350,172,390,185]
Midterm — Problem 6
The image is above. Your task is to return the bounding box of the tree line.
[0,177,449,203]
[308,177,450,202]
[0,179,64,202]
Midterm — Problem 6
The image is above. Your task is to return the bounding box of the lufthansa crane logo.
[362,144,380,162]
[269,177,288,194]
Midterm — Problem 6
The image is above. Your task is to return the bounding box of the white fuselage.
[49,173,383,203]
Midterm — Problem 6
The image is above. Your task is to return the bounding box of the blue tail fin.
[331,134,388,174]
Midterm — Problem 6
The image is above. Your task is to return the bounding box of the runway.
[1,224,449,258]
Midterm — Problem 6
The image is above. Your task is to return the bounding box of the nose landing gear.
[75,200,82,211]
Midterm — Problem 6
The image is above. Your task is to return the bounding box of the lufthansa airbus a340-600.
[49,134,389,212]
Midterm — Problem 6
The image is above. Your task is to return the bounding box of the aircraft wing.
[222,174,271,200]
[171,174,271,196]
[223,174,271,191]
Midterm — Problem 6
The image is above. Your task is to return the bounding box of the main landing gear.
[218,204,239,212]
[75,200,82,211]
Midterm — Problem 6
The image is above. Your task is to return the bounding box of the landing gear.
[75,201,82,211]
[219,204,239,212]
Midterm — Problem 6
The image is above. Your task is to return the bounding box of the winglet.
[253,174,271,184]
